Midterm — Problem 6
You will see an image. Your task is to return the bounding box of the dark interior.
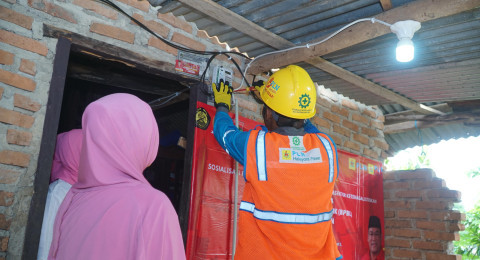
[56,51,190,211]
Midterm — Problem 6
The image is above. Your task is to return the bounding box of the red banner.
[186,102,384,259]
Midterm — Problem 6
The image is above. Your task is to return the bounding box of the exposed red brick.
[209,35,228,49]
[397,210,428,219]
[0,236,8,252]
[361,127,378,137]
[131,13,169,38]
[0,150,31,167]
[7,129,32,146]
[424,231,459,241]
[0,169,20,184]
[197,29,210,40]
[329,134,343,146]
[0,6,33,29]
[0,29,48,56]
[384,210,395,218]
[430,211,465,221]
[385,238,411,248]
[14,93,41,112]
[415,201,450,210]
[370,120,384,130]
[395,190,423,198]
[0,107,35,128]
[0,214,11,230]
[395,169,434,180]
[413,240,443,251]
[158,12,192,33]
[448,223,465,232]
[116,0,150,12]
[394,228,421,238]
[341,99,358,110]
[383,172,396,180]
[28,0,77,24]
[0,192,14,207]
[344,141,360,151]
[425,253,461,260]
[392,249,422,258]
[362,108,377,118]
[363,148,379,159]
[383,181,410,190]
[353,133,369,145]
[73,0,118,20]
[416,221,446,231]
[0,87,3,100]
[171,32,206,51]
[413,178,445,189]
[377,114,385,122]
[373,139,389,150]
[19,59,36,76]
[384,200,411,209]
[323,111,341,123]
[90,23,134,44]
[148,37,177,56]
[385,219,412,228]
[0,69,36,91]
[0,50,14,65]
[427,189,461,201]
[342,120,359,132]
[317,97,332,108]
[331,105,349,117]
[333,125,351,137]
[312,116,330,129]
[352,113,369,125]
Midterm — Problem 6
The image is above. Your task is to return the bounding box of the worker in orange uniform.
[212,65,342,260]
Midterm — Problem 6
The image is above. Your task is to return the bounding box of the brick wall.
[0,0,389,258]
[384,169,465,260]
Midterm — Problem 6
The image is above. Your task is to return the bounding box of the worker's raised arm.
[212,81,250,166]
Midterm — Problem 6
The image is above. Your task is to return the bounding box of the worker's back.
[235,130,341,260]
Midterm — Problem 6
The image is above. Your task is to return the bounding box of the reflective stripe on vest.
[316,134,335,183]
[240,201,333,224]
[256,131,267,181]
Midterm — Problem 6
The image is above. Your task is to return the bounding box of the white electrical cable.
[236,17,393,90]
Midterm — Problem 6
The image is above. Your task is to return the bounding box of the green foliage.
[385,145,431,171]
[467,168,480,178]
[454,203,480,259]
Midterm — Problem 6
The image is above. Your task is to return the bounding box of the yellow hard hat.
[259,65,316,119]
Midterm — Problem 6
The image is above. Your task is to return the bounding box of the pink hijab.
[50,129,82,185]
[49,93,186,260]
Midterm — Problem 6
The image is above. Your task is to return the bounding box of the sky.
[386,136,480,211]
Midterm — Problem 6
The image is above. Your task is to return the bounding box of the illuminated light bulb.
[396,38,414,62]
[390,20,421,62]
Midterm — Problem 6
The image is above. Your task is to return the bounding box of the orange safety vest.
[235,130,341,260]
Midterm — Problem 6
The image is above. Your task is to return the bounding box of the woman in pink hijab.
[37,129,82,260]
[49,93,185,260]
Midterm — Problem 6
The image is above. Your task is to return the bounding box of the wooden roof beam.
[248,0,480,75]
[175,0,447,114]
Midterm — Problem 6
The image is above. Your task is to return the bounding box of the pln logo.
[282,149,292,160]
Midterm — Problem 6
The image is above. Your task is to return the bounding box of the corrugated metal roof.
[148,0,480,153]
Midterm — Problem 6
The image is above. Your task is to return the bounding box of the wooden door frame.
[23,25,201,258]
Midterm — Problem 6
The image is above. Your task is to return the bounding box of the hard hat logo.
[298,94,311,109]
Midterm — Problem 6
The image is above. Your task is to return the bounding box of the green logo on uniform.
[292,136,301,146]
[298,94,311,109]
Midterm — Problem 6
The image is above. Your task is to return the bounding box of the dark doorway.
[57,51,191,211]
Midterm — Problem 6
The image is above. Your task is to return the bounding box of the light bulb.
[396,38,414,62]
[390,20,421,63]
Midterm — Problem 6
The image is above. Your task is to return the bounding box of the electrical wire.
[237,17,393,90]
[97,0,252,59]
[97,0,395,98]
